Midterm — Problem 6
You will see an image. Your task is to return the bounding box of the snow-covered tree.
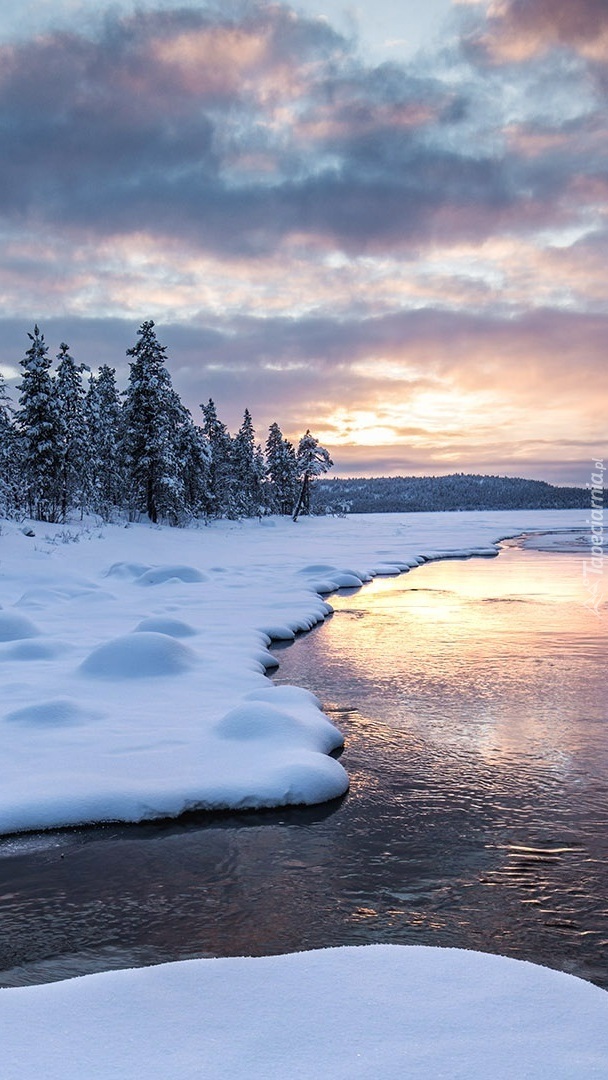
[232,408,265,517]
[176,411,212,521]
[0,371,20,516]
[265,422,299,515]
[200,398,234,517]
[292,429,333,522]
[16,326,63,521]
[86,365,125,519]
[55,343,90,519]
[122,321,187,524]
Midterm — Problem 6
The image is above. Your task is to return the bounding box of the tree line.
[313,474,588,514]
[0,321,333,524]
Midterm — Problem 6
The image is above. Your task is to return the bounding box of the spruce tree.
[86,365,124,519]
[55,343,90,520]
[292,430,333,522]
[200,398,234,517]
[122,320,186,524]
[175,408,212,521]
[16,326,63,521]
[0,371,19,517]
[265,422,299,515]
[232,408,265,517]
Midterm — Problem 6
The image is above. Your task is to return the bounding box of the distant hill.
[312,474,589,514]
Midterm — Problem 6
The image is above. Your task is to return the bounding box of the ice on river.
[0,508,589,834]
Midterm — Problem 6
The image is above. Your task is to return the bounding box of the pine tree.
[292,430,333,522]
[265,422,299,515]
[55,343,90,520]
[0,371,20,517]
[86,365,124,519]
[200,398,234,517]
[122,320,187,524]
[16,326,63,521]
[176,409,212,521]
[232,408,265,517]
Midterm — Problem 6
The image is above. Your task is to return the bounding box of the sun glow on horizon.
[317,385,506,449]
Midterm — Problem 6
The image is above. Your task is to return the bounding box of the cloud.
[466,0,608,63]
[0,2,597,258]
[0,2,604,485]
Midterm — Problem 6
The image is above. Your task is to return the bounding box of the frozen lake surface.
[0,533,606,988]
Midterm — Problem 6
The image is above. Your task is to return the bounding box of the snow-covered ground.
[1,944,607,1078]
[0,508,591,834]
[2,509,606,1078]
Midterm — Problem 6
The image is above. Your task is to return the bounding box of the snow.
[1,944,607,1079]
[0,508,591,835]
[1,509,606,1078]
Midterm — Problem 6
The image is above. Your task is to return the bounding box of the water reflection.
[272,542,608,986]
[0,539,606,989]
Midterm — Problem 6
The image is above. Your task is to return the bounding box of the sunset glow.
[0,0,605,483]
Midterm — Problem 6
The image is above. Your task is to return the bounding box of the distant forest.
[313,474,588,514]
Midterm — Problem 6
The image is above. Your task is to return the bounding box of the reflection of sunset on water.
[322,546,605,777]
[270,540,607,987]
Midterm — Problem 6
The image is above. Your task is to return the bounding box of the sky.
[0,0,606,484]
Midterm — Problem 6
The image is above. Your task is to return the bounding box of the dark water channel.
[0,536,607,989]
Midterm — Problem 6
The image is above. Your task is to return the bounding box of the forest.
[0,321,332,524]
[313,474,588,514]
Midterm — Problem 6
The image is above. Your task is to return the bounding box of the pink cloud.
[474,0,608,62]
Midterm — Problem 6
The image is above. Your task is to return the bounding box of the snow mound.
[330,572,364,588]
[341,567,374,582]
[80,632,197,678]
[308,579,338,594]
[15,588,72,608]
[136,565,207,586]
[251,649,279,671]
[4,699,98,728]
[258,624,296,642]
[105,561,151,579]
[300,565,368,588]
[217,703,322,748]
[0,612,40,641]
[238,686,343,753]
[3,640,69,661]
[133,617,197,638]
[247,684,323,709]
[298,563,338,574]
[268,749,349,804]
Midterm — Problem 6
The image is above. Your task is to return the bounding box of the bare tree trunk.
[292,473,309,522]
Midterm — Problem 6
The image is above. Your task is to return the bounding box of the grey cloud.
[0,3,594,254]
[487,0,608,51]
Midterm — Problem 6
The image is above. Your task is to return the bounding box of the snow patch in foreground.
[0,945,606,1079]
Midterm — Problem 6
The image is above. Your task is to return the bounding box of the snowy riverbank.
[0,509,591,834]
